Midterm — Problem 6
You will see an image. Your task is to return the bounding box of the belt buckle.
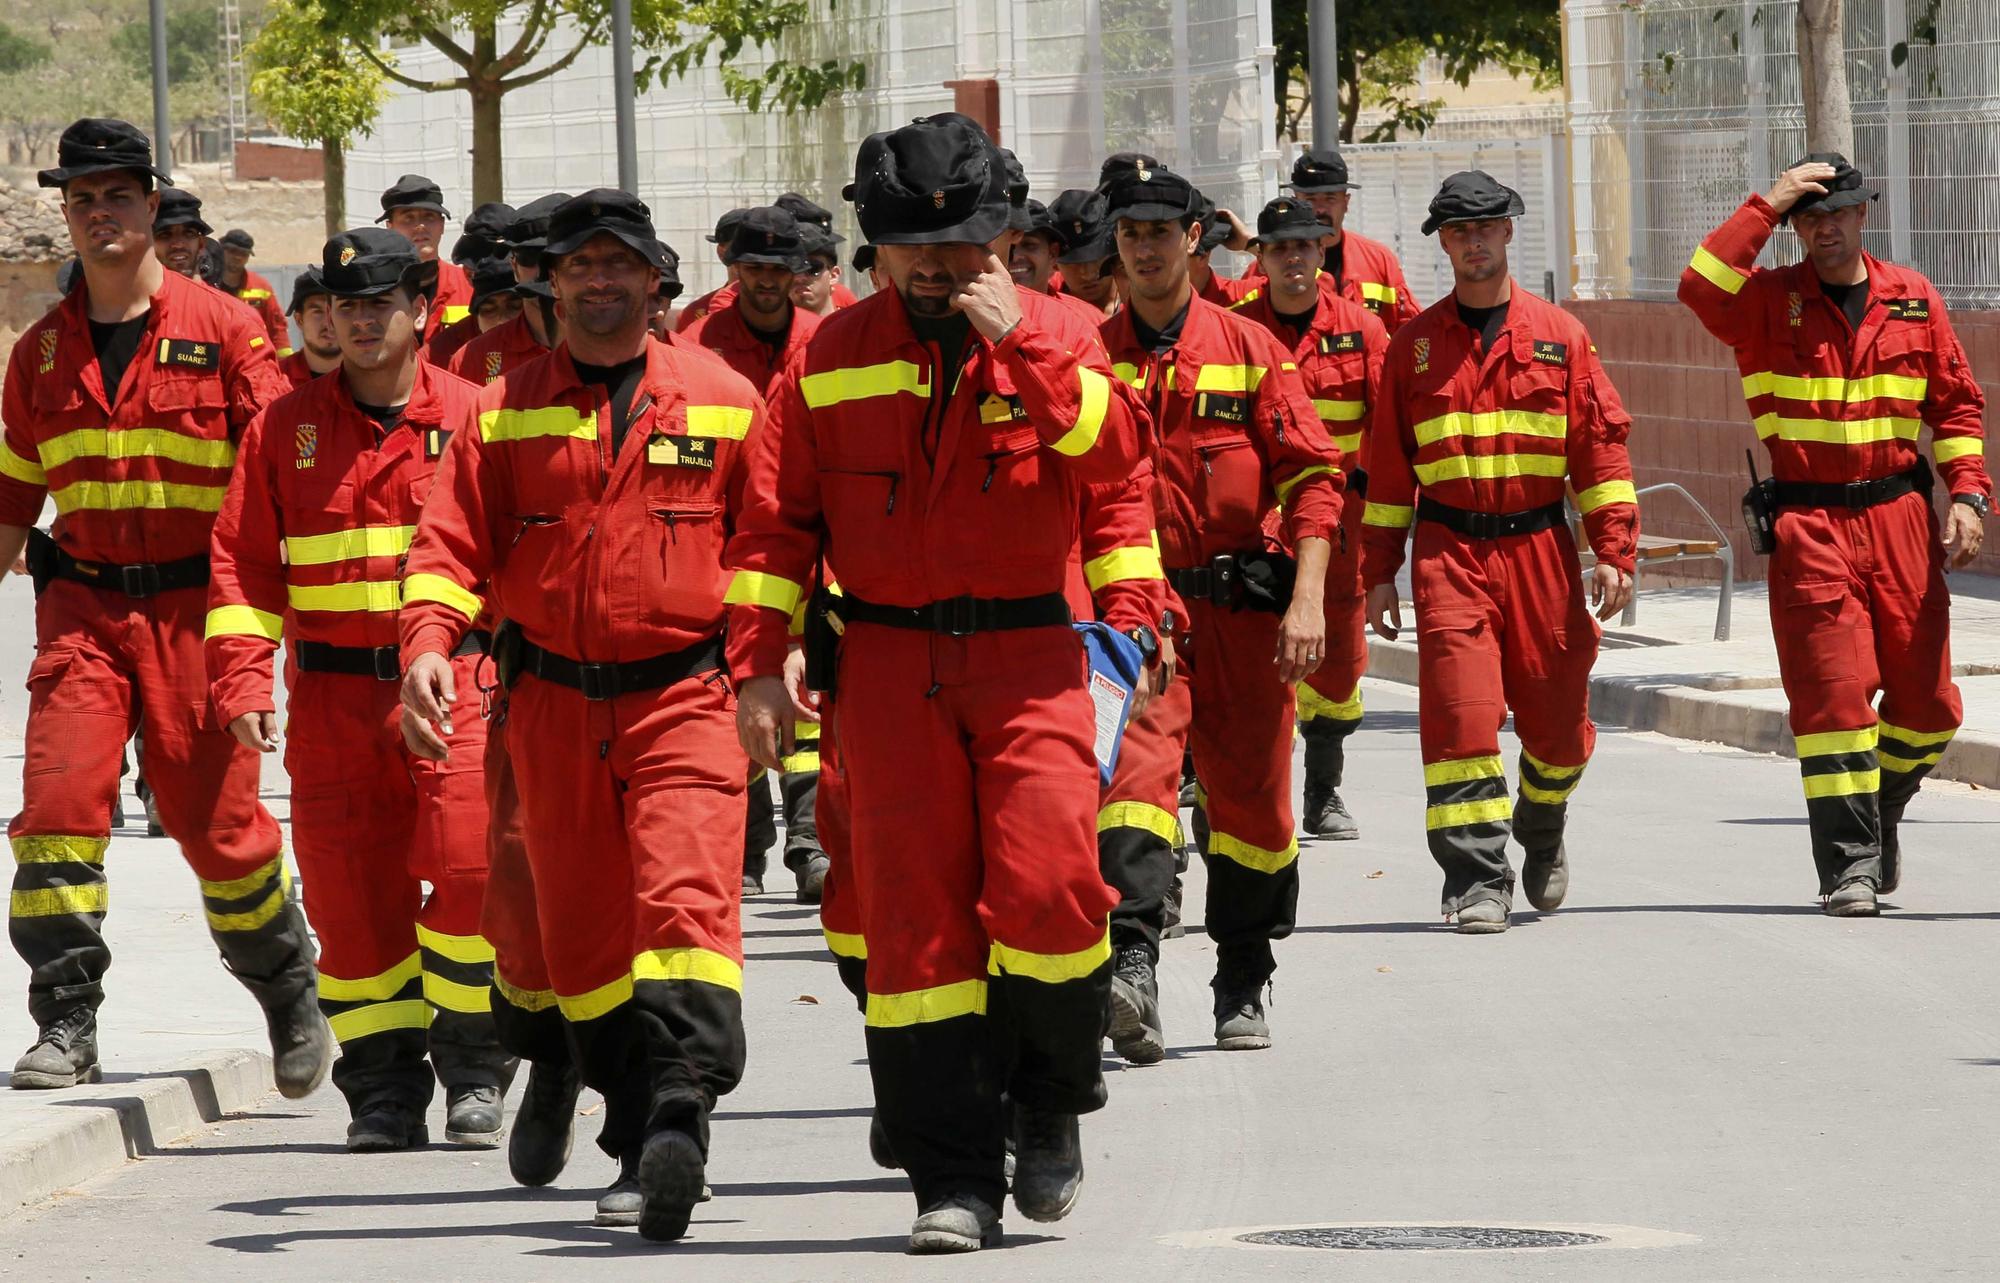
[939,595,979,638]
[371,646,401,682]
[1843,479,1872,509]
[577,663,618,701]
[119,563,161,597]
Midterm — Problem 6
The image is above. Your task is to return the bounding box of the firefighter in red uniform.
[279,267,340,388]
[401,189,762,1241]
[377,174,473,343]
[790,226,846,319]
[1238,148,1423,334]
[730,116,1158,1253]
[151,185,211,281]
[1048,190,1120,316]
[206,227,512,1149]
[1096,165,1341,1062]
[774,192,860,309]
[0,118,329,1096]
[218,229,291,354]
[428,202,516,366]
[1679,155,1989,914]
[1234,197,1389,840]
[1362,172,1638,934]
[673,209,749,332]
[448,197,570,386]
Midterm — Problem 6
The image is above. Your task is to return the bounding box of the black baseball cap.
[1048,189,1115,265]
[543,188,672,270]
[322,226,436,298]
[38,118,169,189]
[1781,152,1880,224]
[220,228,254,252]
[1103,164,1199,224]
[1287,147,1359,194]
[153,186,213,236]
[1421,170,1526,235]
[1255,196,1334,245]
[775,193,835,232]
[287,267,329,315]
[853,115,1011,247]
[726,207,811,270]
[376,173,451,222]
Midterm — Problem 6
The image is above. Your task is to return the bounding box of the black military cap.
[1021,199,1059,241]
[468,255,520,311]
[1255,196,1335,245]
[504,193,573,255]
[658,240,683,301]
[726,207,811,270]
[38,118,169,189]
[452,201,516,263]
[1421,170,1526,236]
[543,188,671,270]
[322,226,436,298]
[375,173,451,222]
[1287,147,1359,194]
[851,242,877,273]
[220,228,254,252]
[853,115,1010,247]
[706,207,750,244]
[153,186,213,236]
[1781,152,1880,224]
[1097,152,1162,193]
[1194,194,1232,255]
[286,266,330,315]
[842,131,893,204]
[1048,189,1115,264]
[798,224,841,261]
[1103,163,1199,225]
[996,149,1033,232]
[775,192,836,232]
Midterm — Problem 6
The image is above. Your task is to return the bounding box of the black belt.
[295,631,491,681]
[837,592,1071,637]
[1165,560,1241,605]
[518,635,722,701]
[1772,460,1931,511]
[1416,497,1566,540]
[45,546,209,597]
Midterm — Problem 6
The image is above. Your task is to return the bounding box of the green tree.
[308,0,866,203]
[248,0,392,233]
[0,19,50,75]
[1273,0,1563,143]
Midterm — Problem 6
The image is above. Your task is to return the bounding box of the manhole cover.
[1236,1225,1611,1251]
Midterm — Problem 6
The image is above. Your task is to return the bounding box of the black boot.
[1880,802,1907,896]
[1011,1107,1084,1223]
[1106,947,1163,1065]
[1301,724,1359,840]
[867,1110,901,1170]
[347,1096,429,1150]
[10,1006,100,1089]
[637,1128,707,1242]
[909,1194,1002,1253]
[445,1083,505,1147]
[212,891,332,1099]
[1161,876,1186,941]
[596,1150,643,1227]
[1212,967,1271,1051]
[794,852,830,904]
[509,1061,581,1186]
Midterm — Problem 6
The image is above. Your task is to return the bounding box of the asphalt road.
[5,679,1999,1282]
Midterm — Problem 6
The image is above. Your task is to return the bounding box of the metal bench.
[1572,483,1734,641]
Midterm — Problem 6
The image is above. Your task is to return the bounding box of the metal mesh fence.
[1567,0,2000,308]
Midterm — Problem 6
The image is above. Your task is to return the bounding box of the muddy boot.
[1301,723,1359,840]
[637,1128,707,1242]
[509,1061,581,1186]
[347,1096,429,1151]
[10,1006,100,1089]
[1826,878,1880,917]
[1107,947,1164,1065]
[596,1150,643,1227]
[1011,1108,1083,1223]
[909,1195,1002,1253]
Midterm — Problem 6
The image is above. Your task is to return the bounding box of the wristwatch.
[1124,625,1160,668]
[1953,493,1991,519]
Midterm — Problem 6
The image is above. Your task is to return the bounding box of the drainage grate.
[1237,1226,1611,1251]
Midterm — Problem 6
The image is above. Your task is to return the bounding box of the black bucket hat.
[1048,189,1114,265]
[468,256,521,311]
[38,118,169,189]
[853,115,1010,247]
[726,207,811,271]
[504,192,573,261]
[286,267,330,315]
[775,192,836,233]
[376,174,451,223]
[153,186,212,236]
[997,149,1032,233]
[1103,164,1199,225]
[1254,196,1335,245]
[1421,170,1526,236]
[543,189,672,271]
[707,207,751,244]
[322,226,437,298]
[851,242,877,273]
[1194,194,1232,255]
[220,228,255,253]
[1287,147,1360,194]
[452,201,516,263]
[1781,152,1880,224]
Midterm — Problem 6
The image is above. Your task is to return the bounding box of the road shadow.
[748,908,821,922]
[217,1186,584,1217]
[710,1177,907,1197]
[1551,903,1825,917]
[741,926,825,941]
[712,1106,871,1122]
[746,948,836,965]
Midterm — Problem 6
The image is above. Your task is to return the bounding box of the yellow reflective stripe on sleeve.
[1521,750,1585,780]
[1226,288,1261,310]
[248,336,266,349]
[1802,769,1879,799]
[824,928,868,960]
[415,925,496,965]
[1358,281,1397,305]
[402,573,484,622]
[1412,410,1567,447]
[780,749,822,774]
[11,835,109,865]
[1414,453,1570,486]
[633,946,744,992]
[1362,501,1415,528]
[990,931,1111,983]
[494,973,560,1012]
[1424,755,1505,787]
[1193,364,1268,394]
[328,999,432,1042]
[479,405,596,444]
[1688,245,1748,295]
[1110,362,1144,387]
[1048,367,1111,457]
[1295,681,1362,724]
[800,360,930,409]
[318,952,423,1003]
[1752,414,1921,444]
[1795,727,1878,759]
[1425,797,1515,830]
[442,305,472,325]
[0,439,46,486]
[1083,543,1164,591]
[684,404,754,440]
[239,289,272,301]
[1575,480,1638,514]
[197,855,285,901]
[49,479,226,514]
[9,885,107,917]
[724,570,805,615]
[558,974,634,1022]
[1935,437,1985,463]
[424,972,494,1014]
[39,428,236,471]
[1097,801,1182,845]
[204,603,285,642]
[865,979,988,1028]
[287,580,403,614]
[1313,398,1367,422]
[1878,722,1956,748]
[1209,831,1300,874]
[284,524,416,567]
[1331,431,1362,455]
[1741,371,1929,404]
[1276,464,1337,508]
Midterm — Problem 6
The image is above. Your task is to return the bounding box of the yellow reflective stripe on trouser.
[1878,721,1956,773]
[198,855,284,901]
[824,928,868,960]
[1097,801,1181,846]
[800,360,931,409]
[11,835,109,864]
[1193,363,1268,393]
[1688,245,1748,295]
[1803,769,1879,799]
[0,439,46,485]
[685,405,754,439]
[10,885,107,917]
[50,479,226,514]
[206,884,287,932]
[204,603,285,642]
[1424,755,1505,787]
[724,570,805,615]
[1209,831,1299,874]
[1415,452,1570,486]
[990,931,1110,983]
[1795,727,1879,759]
[1276,464,1338,508]
[425,972,495,1014]
[1048,367,1111,457]
[37,428,236,471]
[318,951,423,1003]
[781,748,822,773]
[329,999,432,1043]
[865,979,988,1029]
[479,405,596,443]
[494,973,560,1013]
[1296,681,1362,724]
[285,524,417,567]
[402,573,484,623]
[558,974,634,1022]
[1752,414,1920,445]
[1083,543,1164,590]
[287,580,402,613]
[416,925,496,965]
[1521,750,1583,781]
[1741,371,1929,405]
[1412,410,1567,447]
[1935,437,1984,463]
[1426,797,1515,830]
[1575,480,1637,514]
[1518,750,1586,805]
[1362,501,1415,528]
[633,946,744,992]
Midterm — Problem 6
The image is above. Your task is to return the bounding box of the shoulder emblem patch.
[1412,336,1431,375]
[1787,291,1803,328]
[37,330,58,375]
[484,351,505,383]
[294,423,318,469]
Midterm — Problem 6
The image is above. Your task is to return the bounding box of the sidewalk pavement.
[1368,570,2000,787]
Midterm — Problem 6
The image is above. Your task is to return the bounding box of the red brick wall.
[1566,298,2000,582]
[234,141,323,182]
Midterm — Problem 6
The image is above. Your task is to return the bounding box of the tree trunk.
[323,137,346,236]
[468,19,503,204]
[1340,63,1360,142]
[1797,0,1855,155]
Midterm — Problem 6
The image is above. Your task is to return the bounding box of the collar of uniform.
[711,298,803,357]
[54,264,188,364]
[324,354,452,433]
[1793,250,1907,307]
[544,335,688,411]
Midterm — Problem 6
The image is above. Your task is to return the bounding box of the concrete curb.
[1,1048,273,1213]
[1366,638,2000,788]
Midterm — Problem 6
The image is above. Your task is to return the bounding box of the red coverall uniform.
[1234,287,1389,810]
[1099,298,1342,982]
[446,313,549,386]
[427,313,483,369]
[206,359,508,1118]
[400,337,761,1162]
[673,282,738,333]
[0,270,301,1030]
[726,286,1159,1214]
[1241,230,1423,334]
[1361,285,1638,915]
[232,269,291,354]
[1679,196,1990,893]
[424,260,474,344]
[277,349,322,390]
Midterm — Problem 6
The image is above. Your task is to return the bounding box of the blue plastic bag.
[1074,622,1145,787]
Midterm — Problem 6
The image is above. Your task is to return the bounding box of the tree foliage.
[0,18,49,75]
[249,0,392,231]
